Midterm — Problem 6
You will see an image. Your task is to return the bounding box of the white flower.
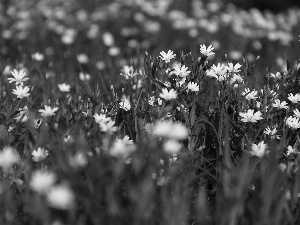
[0,146,20,171]
[264,126,280,139]
[239,109,263,123]
[119,97,131,111]
[102,32,114,46]
[38,105,59,117]
[110,136,135,159]
[30,170,56,194]
[172,65,191,77]
[12,85,30,99]
[287,93,300,104]
[210,63,227,81]
[8,69,29,85]
[32,147,49,162]
[286,116,300,129]
[293,109,300,118]
[225,63,242,73]
[15,106,29,123]
[77,54,89,64]
[148,96,155,106]
[250,141,268,158]
[230,73,244,84]
[199,44,215,57]
[46,184,75,210]
[153,120,188,140]
[163,140,182,154]
[99,120,118,134]
[69,152,88,168]
[242,88,258,100]
[159,50,176,63]
[273,99,288,109]
[159,88,177,100]
[120,65,137,79]
[270,72,281,80]
[93,113,111,124]
[31,52,44,61]
[79,72,91,81]
[58,83,71,92]
[64,135,75,144]
[187,82,199,92]
[286,145,296,156]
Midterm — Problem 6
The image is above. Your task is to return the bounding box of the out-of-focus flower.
[119,97,131,111]
[39,106,59,117]
[199,44,215,57]
[225,63,242,73]
[242,88,258,100]
[159,88,177,100]
[93,113,111,124]
[15,106,29,123]
[172,65,191,78]
[110,135,135,159]
[159,50,176,63]
[30,170,56,194]
[79,72,91,81]
[99,120,118,134]
[230,74,244,85]
[58,83,71,92]
[250,141,268,158]
[187,82,199,92]
[264,126,280,139]
[286,116,300,129]
[69,152,88,168]
[102,32,114,46]
[153,120,188,140]
[77,54,89,64]
[0,146,20,171]
[46,184,75,210]
[31,52,44,61]
[287,93,300,104]
[163,140,182,154]
[8,69,29,85]
[120,65,137,79]
[64,135,74,144]
[32,147,49,162]
[270,72,282,80]
[273,99,288,109]
[293,109,300,118]
[239,109,263,123]
[12,85,30,99]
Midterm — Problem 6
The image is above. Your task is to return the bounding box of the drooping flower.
[39,105,59,117]
[272,99,288,109]
[30,170,56,194]
[46,184,75,210]
[159,88,177,100]
[8,69,29,85]
[32,147,49,162]
[239,109,263,123]
[199,44,215,57]
[250,141,268,158]
[159,50,176,63]
[12,85,30,99]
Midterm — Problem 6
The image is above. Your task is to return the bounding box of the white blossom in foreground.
[286,116,300,129]
[287,93,300,104]
[47,184,75,210]
[163,140,182,154]
[293,109,300,118]
[187,82,199,92]
[0,146,20,172]
[239,109,263,123]
[39,105,59,117]
[242,88,258,100]
[199,44,215,57]
[32,147,49,162]
[225,63,242,73]
[8,69,29,85]
[58,83,71,92]
[159,88,177,100]
[272,99,288,109]
[30,170,56,194]
[12,85,30,99]
[153,120,188,140]
[250,141,268,158]
[159,50,176,63]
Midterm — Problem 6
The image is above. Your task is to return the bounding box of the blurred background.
[0,0,299,88]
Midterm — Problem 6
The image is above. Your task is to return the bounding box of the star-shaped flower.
[8,69,29,85]
[38,105,59,117]
[159,50,176,63]
[239,109,263,123]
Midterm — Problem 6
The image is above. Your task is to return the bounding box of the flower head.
[159,50,176,63]
[172,65,191,78]
[32,147,49,162]
[273,99,288,109]
[199,44,215,57]
[0,146,20,171]
[293,109,300,118]
[287,93,300,104]
[239,109,263,123]
[242,88,258,100]
[153,120,188,140]
[286,116,300,129]
[58,83,71,92]
[120,65,137,79]
[264,126,280,139]
[8,69,29,85]
[250,141,268,158]
[187,82,199,92]
[46,184,75,210]
[99,120,118,134]
[119,97,131,111]
[30,170,56,194]
[159,88,177,100]
[12,85,30,99]
[163,140,182,154]
[225,63,242,73]
[38,105,59,117]
[93,113,111,124]
[15,106,29,123]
